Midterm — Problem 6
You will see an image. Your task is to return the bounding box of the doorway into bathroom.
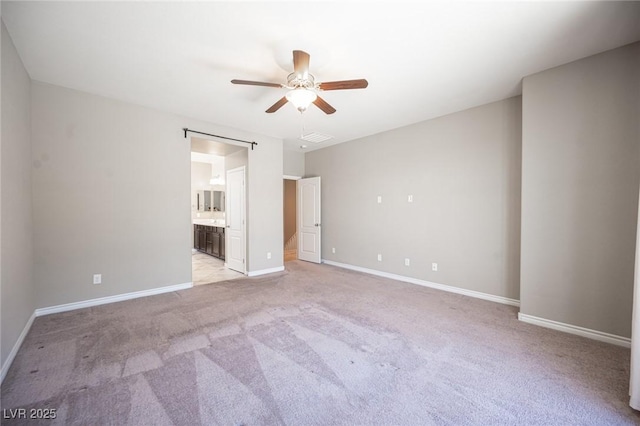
[190,137,246,285]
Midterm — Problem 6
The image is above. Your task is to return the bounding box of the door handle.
[315,223,321,227]
[226,225,231,228]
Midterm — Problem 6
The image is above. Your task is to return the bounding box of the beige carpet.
[1,260,638,425]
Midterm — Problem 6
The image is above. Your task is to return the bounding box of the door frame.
[283,175,301,262]
[189,136,248,281]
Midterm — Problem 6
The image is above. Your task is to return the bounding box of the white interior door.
[297,176,321,263]
[226,166,246,273]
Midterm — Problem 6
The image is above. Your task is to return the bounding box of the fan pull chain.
[299,111,306,139]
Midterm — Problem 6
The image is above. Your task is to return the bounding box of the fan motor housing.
[287,72,316,90]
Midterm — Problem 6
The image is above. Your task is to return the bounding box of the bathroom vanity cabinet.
[194,224,225,260]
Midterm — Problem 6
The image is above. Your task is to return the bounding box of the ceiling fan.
[231,50,368,115]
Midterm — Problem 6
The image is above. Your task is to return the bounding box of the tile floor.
[192,251,244,285]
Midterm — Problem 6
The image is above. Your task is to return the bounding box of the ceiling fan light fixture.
[232,50,366,115]
[286,88,317,112]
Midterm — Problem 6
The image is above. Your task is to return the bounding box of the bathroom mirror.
[196,190,225,212]
[212,190,225,212]
[196,190,211,212]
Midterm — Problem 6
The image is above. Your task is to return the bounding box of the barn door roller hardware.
[183,128,257,150]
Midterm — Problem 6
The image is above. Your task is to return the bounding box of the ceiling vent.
[299,132,333,144]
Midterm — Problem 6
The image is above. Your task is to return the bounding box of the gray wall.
[31,82,283,308]
[1,22,35,368]
[521,42,640,338]
[246,140,283,271]
[283,150,304,177]
[306,97,522,300]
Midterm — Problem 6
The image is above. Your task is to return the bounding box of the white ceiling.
[3,1,640,152]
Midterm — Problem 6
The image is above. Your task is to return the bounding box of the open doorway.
[191,137,247,285]
[283,177,298,261]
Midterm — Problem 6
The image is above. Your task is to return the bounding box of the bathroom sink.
[193,219,225,227]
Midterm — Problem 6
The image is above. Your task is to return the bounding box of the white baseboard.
[518,313,630,348]
[248,266,285,277]
[322,260,520,307]
[35,282,193,317]
[630,395,640,411]
[1,311,36,384]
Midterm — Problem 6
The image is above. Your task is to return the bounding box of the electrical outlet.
[93,274,101,285]
[404,258,410,266]
[267,252,271,259]
[377,254,382,261]
[377,196,382,204]
[408,195,413,203]
[432,262,438,271]
[332,247,336,254]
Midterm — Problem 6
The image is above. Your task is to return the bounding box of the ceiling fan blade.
[231,79,282,88]
[266,96,288,113]
[313,96,336,115]
[293,50,310,76]
[319,79,369,91]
